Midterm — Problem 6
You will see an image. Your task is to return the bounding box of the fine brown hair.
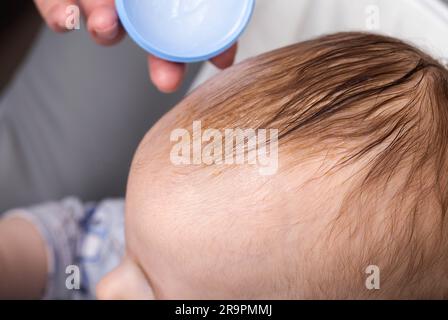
[175,32,448,298]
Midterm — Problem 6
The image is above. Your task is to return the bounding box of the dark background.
[1,1,33,29]
[0,1,41,92]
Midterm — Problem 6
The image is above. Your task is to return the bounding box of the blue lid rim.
[115,0,255,63]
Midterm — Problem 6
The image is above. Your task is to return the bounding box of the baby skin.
[1,32,448,300]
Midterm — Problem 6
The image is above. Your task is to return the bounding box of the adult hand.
[33,0,238,93]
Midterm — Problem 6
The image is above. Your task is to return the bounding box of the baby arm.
[0,198,125,300]
[0,217,48,299]
[0,198,86,299]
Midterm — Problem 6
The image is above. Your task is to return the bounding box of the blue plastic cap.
[116,0,255,63]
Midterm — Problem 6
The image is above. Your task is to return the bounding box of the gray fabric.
[0,26,200,212]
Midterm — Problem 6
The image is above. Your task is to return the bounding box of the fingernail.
[95,23,119,40]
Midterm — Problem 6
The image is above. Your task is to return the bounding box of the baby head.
[98,32,448,299]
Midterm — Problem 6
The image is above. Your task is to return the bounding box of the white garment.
[193,0,448,88]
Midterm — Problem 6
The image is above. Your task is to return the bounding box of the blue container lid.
[116,0,255,63]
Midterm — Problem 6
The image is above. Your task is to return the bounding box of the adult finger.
[34,0,77,32]
[148,55,187,93]
[79,0,124,45]
[147,43,238,93]
[210,43,238,69]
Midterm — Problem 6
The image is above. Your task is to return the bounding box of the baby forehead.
[132,145,350,231]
